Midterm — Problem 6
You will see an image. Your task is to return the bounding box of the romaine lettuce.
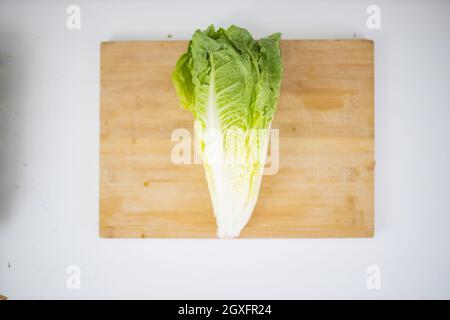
[172,25,283,238]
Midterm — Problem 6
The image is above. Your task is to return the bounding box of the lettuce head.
[172,25,283,238]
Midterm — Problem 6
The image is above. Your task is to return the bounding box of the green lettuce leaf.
[172,25,283,238]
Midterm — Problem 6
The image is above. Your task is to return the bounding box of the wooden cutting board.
[100,40,374,238]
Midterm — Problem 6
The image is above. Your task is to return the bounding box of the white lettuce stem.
[201,127,270,238]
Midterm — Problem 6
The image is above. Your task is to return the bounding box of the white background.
[1,0,449,299]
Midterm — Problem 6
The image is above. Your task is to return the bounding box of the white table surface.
[0,0,449,299]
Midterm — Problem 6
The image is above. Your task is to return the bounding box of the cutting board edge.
[99,225,374,239]
[100,38,374,46]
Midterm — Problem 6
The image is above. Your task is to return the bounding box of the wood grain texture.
[100,40,374,238]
